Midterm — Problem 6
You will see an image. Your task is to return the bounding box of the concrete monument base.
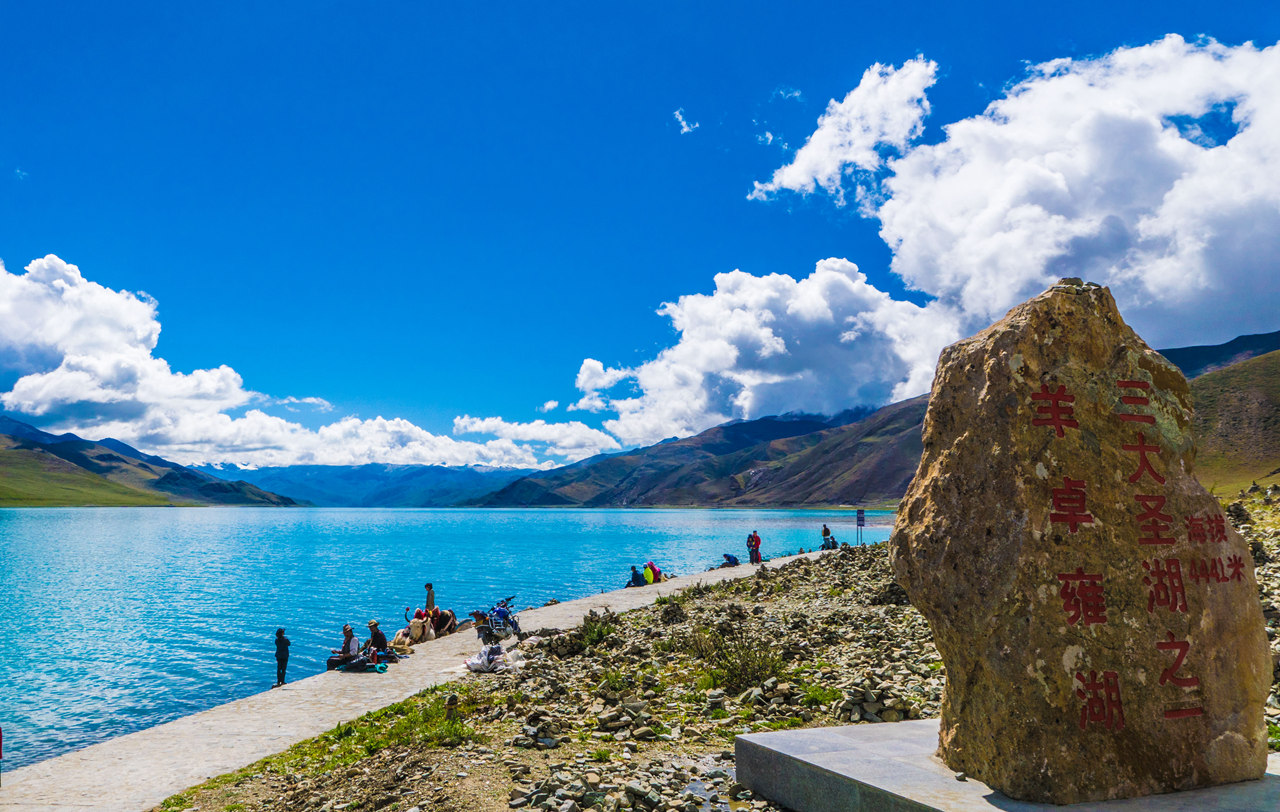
[736,720,1280,811]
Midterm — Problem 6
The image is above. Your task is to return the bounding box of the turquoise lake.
[0,507,892,770]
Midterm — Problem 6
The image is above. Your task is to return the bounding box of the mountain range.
[472,331,1280,506]
[3,327,1276,508]
[192,462,532,508]
[474,402,919,507]
[0,416,296,507]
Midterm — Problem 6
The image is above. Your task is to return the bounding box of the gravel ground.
[155,491,1280,812]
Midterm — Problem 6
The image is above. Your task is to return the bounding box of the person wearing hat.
[326,624,360,670]
[362,619,388,655]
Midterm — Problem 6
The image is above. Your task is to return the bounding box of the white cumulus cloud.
[576,35,1280,447]
[453,415,620,459]
[875,34,1280,345]
[572,259,949,447]
[749,57,938,206]
[0,255,610,467]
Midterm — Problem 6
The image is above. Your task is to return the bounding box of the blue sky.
[2,2,1279,467]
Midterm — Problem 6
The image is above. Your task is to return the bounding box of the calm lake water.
[0,507,892,770]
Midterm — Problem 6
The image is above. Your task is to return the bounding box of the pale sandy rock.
[891,280,1271,804]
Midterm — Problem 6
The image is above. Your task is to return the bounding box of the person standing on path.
[748,530,763,564]
[274,628,290,687]
[425,582,435,613]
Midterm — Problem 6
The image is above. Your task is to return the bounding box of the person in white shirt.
[326,624,360,670]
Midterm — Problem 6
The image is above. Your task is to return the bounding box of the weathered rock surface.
[890,280,1271,804]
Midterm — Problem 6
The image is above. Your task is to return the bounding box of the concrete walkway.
[0,555,815,812]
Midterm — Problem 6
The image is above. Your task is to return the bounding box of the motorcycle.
[470,595,522,645]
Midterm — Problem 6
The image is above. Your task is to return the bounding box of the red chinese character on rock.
[1115,380,1156,424]
[1156,632,1200,687]
[1185,515,1207,544]
[1227,554,1246,582]
[1051,477,1095,533]
[1123,432,1165,484]
[1076,670,1125,730]
[1207,514,1227,544]
[1135,494,1175,546]
[1156,633,1204,719]
[1143,558,1188,614]
[1057,569,1107,626]
[1032,384,1079,437]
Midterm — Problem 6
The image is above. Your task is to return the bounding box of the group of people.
[278,524,847,685]
[324,619,401,672]
[271,583,465,681]
[820,523,839,550]
[625,561,668,587]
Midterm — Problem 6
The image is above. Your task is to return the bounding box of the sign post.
[856,508,865,544]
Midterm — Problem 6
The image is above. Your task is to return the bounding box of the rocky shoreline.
[157,490,1280,812]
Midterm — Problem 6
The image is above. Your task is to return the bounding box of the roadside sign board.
[856,509,866,527]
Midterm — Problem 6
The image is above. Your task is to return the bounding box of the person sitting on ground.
[362,619,388,654]
[721,553,740,567]
[645,561,665,582]
[626,565,646,587]
[326,624,360,670]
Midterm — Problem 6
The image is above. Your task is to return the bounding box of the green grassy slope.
[0,420,298,507]
[1189,348,1280,495]
[0,444,176,506]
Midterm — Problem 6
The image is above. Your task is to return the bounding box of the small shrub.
[599,668,633,692]
[591,748,612,762]
[682,623,785,694]
[581,610,617,647]
[800,684,842,707]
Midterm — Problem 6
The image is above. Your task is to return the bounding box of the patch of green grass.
[0,447,176,506]
[653,595,672,605]
[599,668,633,692]
[708,708,730,719]
[1268,723,1280,752]
[155,686,485,811]
[928,661,943,672]
[799,684,843,707]
[590,748,612,762]
[759,716,806,731]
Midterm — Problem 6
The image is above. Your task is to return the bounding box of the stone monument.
[890,279,1271,804]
